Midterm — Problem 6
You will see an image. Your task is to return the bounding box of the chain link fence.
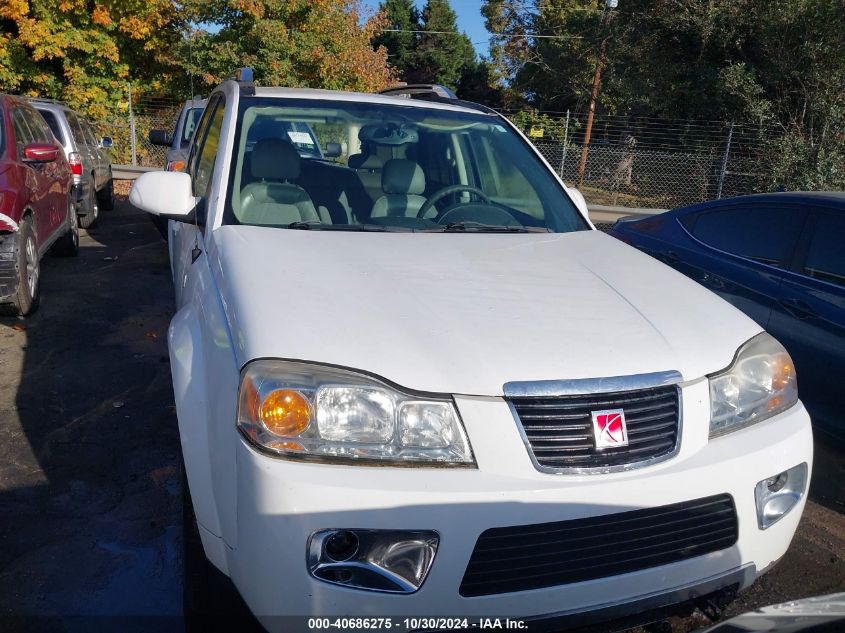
[91,86,183,168]
[517,112,773,209]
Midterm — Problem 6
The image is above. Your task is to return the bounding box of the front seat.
[239,139,319,225]
[370,159,431,218]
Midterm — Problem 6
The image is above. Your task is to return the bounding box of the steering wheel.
[417,185,492,219]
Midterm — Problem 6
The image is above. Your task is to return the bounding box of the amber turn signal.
[260,389,311,437]
[772,360,795,392]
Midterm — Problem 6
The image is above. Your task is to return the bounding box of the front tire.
[53,197,80,257]
[0,217,40,316]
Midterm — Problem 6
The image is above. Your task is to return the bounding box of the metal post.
[716,120,734,199]
[560,109,570,178]
[128,82,137,167]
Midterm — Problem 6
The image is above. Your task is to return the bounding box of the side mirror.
[566,186,590,217]
[148,129,172,147]
[100,136,113,148]
[324,142,342,158]
[129,171,198,221]
[23,143,60,163]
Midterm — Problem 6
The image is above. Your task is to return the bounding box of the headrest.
[382,159,425,195]
[251,138,301,180]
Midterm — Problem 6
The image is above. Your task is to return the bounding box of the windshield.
[180,107,205,146]
[224,98,587,233]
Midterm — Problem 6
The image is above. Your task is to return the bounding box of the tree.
[409,0,476,89]
[372,0,419,80]
[482,0,845,189]
[0,0,397,118]
[0,0,182,118]
[457,59,503,106]
[178,0,396,94]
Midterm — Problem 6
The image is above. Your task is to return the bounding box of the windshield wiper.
[286,221,395,232]
[430,222,551,233]
[287,221,322,229]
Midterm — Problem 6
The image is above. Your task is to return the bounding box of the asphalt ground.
[0,198,842,632]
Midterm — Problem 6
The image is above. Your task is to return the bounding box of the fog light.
[307,529,438,593]
[755,463,807,529]
[324,530,359,562]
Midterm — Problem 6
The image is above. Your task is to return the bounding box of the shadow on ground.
[0,200,256,631]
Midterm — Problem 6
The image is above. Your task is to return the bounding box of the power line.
[382,28,582,39]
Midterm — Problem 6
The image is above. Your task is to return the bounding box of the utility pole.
[577,1,617,186]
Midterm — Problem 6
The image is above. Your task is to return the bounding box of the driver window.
[192,99,226,197]
[11,109,34,157]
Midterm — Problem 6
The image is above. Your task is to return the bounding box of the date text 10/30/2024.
[307,618,528,630]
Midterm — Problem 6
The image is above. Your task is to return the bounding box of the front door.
[173,95,226,307]
[11,107,54,247]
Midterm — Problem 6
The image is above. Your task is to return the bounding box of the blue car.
[609,192,845,441]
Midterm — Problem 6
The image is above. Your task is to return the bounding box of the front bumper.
[218,379,812,628]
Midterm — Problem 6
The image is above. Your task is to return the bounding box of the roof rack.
[377,83,497,115]
[379,84,458,100]
[230,67,255,96]
[26,97,68,106]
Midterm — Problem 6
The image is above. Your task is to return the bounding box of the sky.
[359,0,491,57]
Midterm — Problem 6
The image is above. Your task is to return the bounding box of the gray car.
[30,98,114,228]
[149,96,207,172]
[146,97,207,237]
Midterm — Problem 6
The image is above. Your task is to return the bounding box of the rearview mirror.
[23,143,60,163]
[100,136,113,148]
[129,171,198,221]
[148,129,172,147]
[324,142,342,158]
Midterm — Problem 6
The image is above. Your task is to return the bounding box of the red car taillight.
[68,152,83,176]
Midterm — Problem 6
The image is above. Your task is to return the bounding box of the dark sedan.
[609,192,845,441]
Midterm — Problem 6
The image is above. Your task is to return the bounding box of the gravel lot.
[0,198,842,631]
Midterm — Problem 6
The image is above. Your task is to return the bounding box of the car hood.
[210,226,761,396]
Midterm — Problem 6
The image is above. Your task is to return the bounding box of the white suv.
[130,70,813,631]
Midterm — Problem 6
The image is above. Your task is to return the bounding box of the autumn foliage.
[0,0,396,118]
[181,0,395,93]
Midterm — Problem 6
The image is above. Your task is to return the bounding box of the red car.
[0,94,78,316]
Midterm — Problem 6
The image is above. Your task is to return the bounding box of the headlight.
[237,360,474,466]
[709,333,798,437]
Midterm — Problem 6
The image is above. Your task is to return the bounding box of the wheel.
[0,217,40,316]
[78,186,99,229]
[97,172,115,211]
[53,196,80,257]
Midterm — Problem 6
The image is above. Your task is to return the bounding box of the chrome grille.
[509,385,680,470]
